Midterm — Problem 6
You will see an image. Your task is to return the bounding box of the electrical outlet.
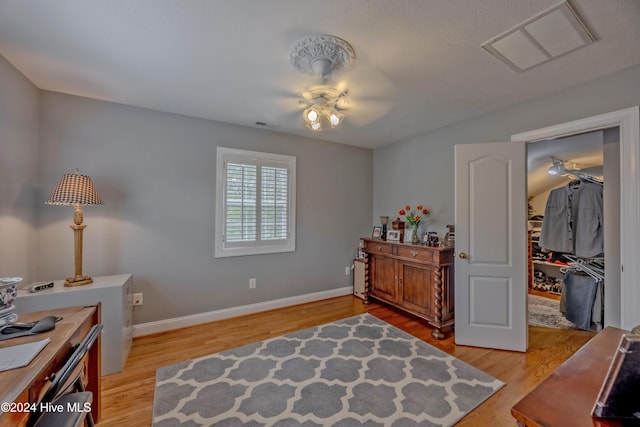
[249,278,256,289]
[345,266,351,276]
[132,293,143,306]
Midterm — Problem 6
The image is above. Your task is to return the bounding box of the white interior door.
[454,142,528,352]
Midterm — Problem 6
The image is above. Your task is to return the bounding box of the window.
[215,147,296,257]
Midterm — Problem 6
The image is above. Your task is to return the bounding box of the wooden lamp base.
[65,208,93,287]
[64,275,94,287]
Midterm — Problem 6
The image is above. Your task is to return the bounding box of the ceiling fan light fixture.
[328,109,344,127]
[299,86,348,131]
[308,121,322,131]
[304,107,319,124]
[547,158,567,176]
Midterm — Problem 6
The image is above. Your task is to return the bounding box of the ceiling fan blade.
[331,60,396,101]
[247,91,305,123]
[246,59,397,129]
[322,61,396,125]
[343,99,395,126]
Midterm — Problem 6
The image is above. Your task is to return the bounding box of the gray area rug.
[153,313,504,426]
[528,294,576,329]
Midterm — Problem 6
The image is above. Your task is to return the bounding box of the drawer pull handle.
[375,245,382,251]
[410,250,418,257]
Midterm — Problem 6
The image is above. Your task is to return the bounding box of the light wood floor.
[98,296,595,426]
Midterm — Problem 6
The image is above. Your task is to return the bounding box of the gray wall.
[373,64,640,239]
[0,55,39,283]
[36,92,373,324]
[6,55,639,326]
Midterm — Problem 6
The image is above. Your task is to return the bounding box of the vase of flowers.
[398,204,430,244]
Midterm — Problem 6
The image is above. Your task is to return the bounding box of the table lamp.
[46,170,103,286]
[380,216,389,241]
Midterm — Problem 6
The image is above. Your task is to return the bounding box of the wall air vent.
[253,121,278,129]
[482,1,595,72]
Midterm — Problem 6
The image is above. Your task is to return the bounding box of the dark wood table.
[511,326,639,427]
[0,305,101,427]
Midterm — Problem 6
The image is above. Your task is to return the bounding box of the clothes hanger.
[562,255,605,281]
[565,170,603,186]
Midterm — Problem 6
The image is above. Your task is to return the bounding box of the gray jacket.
[538,180,603,258]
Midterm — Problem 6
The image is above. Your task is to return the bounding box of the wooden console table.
[361,238,454,339]
[0,305,101,427]
[16,274,133,375]
[511,326,633,427]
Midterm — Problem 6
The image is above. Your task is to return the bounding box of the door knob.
[458,252,468,259]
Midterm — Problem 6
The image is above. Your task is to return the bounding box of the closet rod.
[565,169,603,185]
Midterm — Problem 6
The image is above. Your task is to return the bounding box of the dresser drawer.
[396,245,433,263]
[364,241,393,255]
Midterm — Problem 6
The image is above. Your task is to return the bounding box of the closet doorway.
[513,106,640,330]
[526,129,616,331]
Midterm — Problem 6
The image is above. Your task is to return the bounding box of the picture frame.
[372,226,382,238]
[387,230,401,241]
[423,231,439,246]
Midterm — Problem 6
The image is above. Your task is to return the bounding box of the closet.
[527,128,620,331]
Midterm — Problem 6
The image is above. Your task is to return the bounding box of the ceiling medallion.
[289,35,356,79]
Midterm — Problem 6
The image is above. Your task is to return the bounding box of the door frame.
[511,106,640,330]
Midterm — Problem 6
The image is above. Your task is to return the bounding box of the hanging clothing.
[560,271,602,330]
[539,180,603,257]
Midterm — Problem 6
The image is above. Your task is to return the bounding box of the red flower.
[399,203,431,227]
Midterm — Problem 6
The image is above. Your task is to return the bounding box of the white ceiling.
[527,130,604,197]
[0,0,639,149]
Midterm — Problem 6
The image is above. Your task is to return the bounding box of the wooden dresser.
[511,327,630,427]
[361,238,454,339]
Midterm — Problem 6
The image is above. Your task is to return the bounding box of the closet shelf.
[533,260,567,268]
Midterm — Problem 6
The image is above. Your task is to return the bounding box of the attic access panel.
[482,1,594,72]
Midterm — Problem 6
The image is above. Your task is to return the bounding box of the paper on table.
[0,338,50,372]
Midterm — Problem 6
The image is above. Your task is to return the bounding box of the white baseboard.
[132,286,353,337]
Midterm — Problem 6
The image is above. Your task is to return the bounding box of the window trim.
[215,147,296,258]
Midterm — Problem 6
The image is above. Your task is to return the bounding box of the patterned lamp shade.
[46,172,104,206]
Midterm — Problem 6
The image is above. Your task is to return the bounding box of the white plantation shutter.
[261,165,289,240]
[225,162,257,243]
[216,147,296,257]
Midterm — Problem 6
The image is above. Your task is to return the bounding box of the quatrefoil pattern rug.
[153,314,504,426]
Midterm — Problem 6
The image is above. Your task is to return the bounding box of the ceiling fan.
[248,34,395,131]
[288,35,354,131]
